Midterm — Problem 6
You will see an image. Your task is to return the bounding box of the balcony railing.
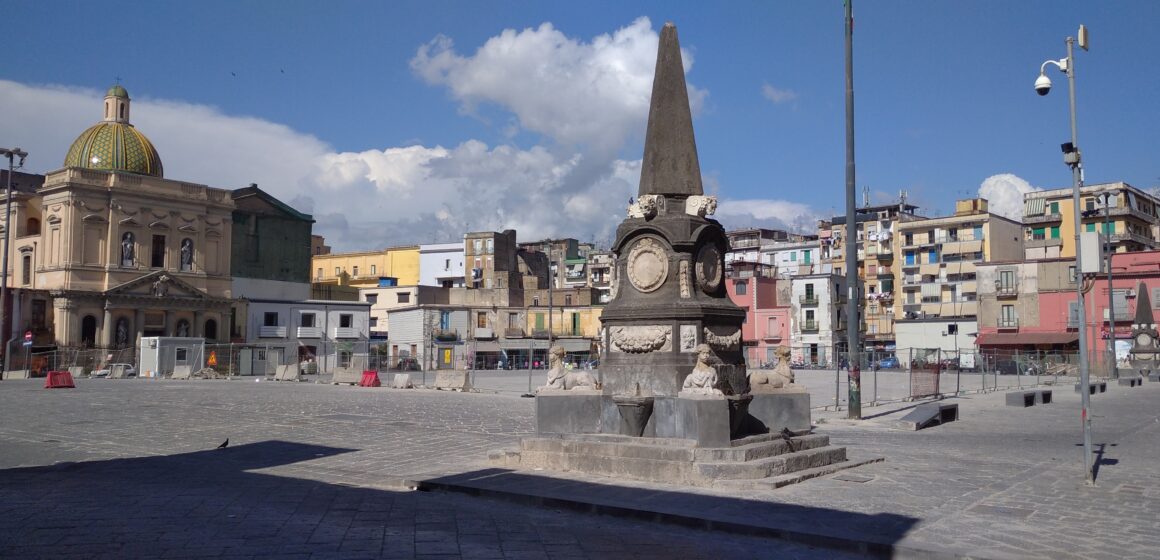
[474,327,496,340]
[433,328,459,341]
[1109,231,1158,247]
[998,318,1019,330]
[259,326,287,338]
[296,326,322,339]
[333,327,359,339]
[799,295,819,306]
[1025,237,1063,249]
[504,327,525,338]
[1024,212,1063,225]
[800,321,819,333]
[996,284,1019,298]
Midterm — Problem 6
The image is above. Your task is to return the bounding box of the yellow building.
[1022,182,1159,259]
[311,245,420,287]
[895,199,1024,321]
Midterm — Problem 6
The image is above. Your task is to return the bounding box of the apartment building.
[418,242,465,288]
[312,245,420,287]
[975,258,1080,352]
[894,198,1024,350]
[725,262,789,366]
[1022,181,1160,259]
[790,273,847,365]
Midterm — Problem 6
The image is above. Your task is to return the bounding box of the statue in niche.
[176,319,190,337]
[180,239,193,271]
[540,344,596,391]
[681,344,722,395]
[115,318,129,348]
[121,232,135,266]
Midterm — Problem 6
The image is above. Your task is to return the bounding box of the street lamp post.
[1101,190,1118,381]
[0,147,28,381]
[1036,26,1093,485]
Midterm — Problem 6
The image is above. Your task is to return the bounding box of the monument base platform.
[1149,373,1160,383]
[744,391,811,434]
[1118,376,1143,387]
[498,431,850,487]
[536,390,605,435]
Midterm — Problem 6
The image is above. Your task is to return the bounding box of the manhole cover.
[833,473,873,483]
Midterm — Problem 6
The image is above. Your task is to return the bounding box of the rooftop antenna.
[862,185,870,208]
[899,189,908,215]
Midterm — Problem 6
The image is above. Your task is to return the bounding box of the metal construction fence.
[746,345,1088,410]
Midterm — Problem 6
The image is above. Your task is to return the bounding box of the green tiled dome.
[63,122,164,177]
[106,84,129,98]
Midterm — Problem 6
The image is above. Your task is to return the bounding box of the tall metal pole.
[1064,36,1094,485]
[844,0,861,419]
[0,148,27,380]
[1103,192,1117,380]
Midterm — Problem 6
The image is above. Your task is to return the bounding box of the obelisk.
[599,23,747,398]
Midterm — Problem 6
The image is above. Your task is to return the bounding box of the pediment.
[119,217,140,226]
[81,214,104,222]
[149,220,170,229]
[47,214,63,224]
[178,224,198,233]
[106,270,207,300]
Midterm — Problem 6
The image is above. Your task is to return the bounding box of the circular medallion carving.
[695,243,722,293]
[626,237,669,293]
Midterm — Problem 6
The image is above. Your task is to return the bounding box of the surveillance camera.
[1034,73,1052,96]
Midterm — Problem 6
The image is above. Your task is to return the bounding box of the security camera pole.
[1037,26,1093,485]
[844,0,861,419]
[0,147,29,380]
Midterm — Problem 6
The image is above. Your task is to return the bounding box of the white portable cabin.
[138,337,206,378]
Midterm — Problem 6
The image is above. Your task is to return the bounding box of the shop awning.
[975,332,1079,346]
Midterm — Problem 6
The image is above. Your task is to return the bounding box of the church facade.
[5,85,236,351]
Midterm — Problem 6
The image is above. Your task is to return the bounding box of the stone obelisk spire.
[638,23,703,198]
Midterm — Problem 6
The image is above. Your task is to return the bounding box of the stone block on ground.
[1006,391,1036,407]
[109,364,128,379]
[1118,376,1142,387]
[1075,381,1108,394]
[331,368,361,385]
[1035,389,1053,404]
[68,366,85,379]
[171,365,193,380]
[653,394,730,448]
[535,390,604,435]
[434,370,472,391]
[5,370,30,379]
[391,373,414,389]
[274,364,300,382]
[1149,372,1160,383]
[896,402,959,431]
[744,391,811,435]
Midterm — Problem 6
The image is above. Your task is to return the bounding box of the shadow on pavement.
[418,467,921,558]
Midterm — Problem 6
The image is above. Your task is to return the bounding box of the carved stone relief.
[626,237,669,293]
[679,260,691,298]
[627,194,665,219]
[685,195,717,218]
[609,325,672,353]
[703,327,741,351]
[679,324,697,352]
[695,243,722,294]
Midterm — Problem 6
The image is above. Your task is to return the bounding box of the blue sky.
[3,1,1158,251]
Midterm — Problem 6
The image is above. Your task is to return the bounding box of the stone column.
[53,298,75,346]
[193,310,204,338]
[102,305,113,348]
[134,308,145,344]
[164,310,173,338]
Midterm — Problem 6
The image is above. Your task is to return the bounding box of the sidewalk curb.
[413,472,988,560]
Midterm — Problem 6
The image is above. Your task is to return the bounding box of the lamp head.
[1034,73,1052,96]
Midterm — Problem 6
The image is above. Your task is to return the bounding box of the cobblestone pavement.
[0,379,855,559]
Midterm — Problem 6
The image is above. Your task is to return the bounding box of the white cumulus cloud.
[715,198,819,234]
[978,173,1039,220]
[761,83,798,105]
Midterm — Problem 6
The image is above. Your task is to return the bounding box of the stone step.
[520,436,696,462]
[692,434,831,463]
[694,445,848,481]
[713,455,885,491]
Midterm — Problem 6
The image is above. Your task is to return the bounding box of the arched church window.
[26,218,39,236]
[204,319,218,341]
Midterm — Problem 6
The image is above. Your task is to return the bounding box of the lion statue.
[681,344,722,395]
[540,345,597,391]
[749,345,794,390]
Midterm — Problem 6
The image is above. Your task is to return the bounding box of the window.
[805,310,815,321]
[565,294,573,306]
[444,258,451,270]
[905,251,915,265]
[485,238,494,254]
[300,313,315,327]
[317,268,323,280]
[25,218,39,236]
[790,251,797,262]
[1085,223,1095,233]
[473,239,483,254]
[767,317,778,333]
[508,313,519,328]
[477,312,487,328]
[1032,227,1046,240]
[353,266,359,276]
[151,235,166,268]
[805,283,815,298]
[264,312,279,327]
[369,317,378,328]
[998,270,1015,291]
[928,249,938,264]
[365,293,378,305]
[1085,198,1096,211]
[1049,202,1060,214]
[335,267,341,276]
[735,280,747,295]
[21,255,30,285]
[176,348,188,362]
[340,314,353,328]
[1050,226,1060,239]
[370,265,377,275]
[905,233,913,245]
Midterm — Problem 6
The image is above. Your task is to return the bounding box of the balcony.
[259,326,287,338]
[800,321,819,333]
[333,327,359,339]
[433,328,459,341]
[474,327,496,340]
[998,318,1019,330]
[901,261,920,270]
[1109,231,1159,247]
[1025,237,1063,249]
[1098,205,1155,223]
[504,327,525,339]
[296,326,322,339]
[799,294,819,306]
[876,268,894,277]
[996,284,1019,298]
[876,250,894,260]
[1024,212,1063,225]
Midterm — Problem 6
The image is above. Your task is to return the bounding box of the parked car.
[876,356,900,369]
[393,357,422,371]
[91,364,136,378]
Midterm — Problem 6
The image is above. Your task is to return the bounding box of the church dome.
[62,85,164,178]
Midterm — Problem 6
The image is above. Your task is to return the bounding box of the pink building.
[726,262,790,366]
[1089,250,1160,357]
